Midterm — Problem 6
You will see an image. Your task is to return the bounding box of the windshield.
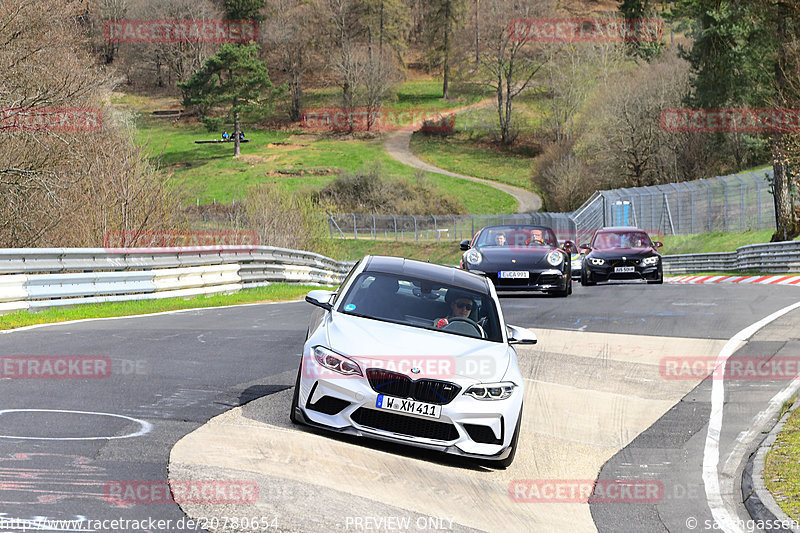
[591,231,653,250]
[338,272,503,343]
[475,226,557,248]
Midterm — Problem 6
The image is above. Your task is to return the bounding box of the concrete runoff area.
[169,330,727,532]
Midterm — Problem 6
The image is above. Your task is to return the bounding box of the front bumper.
[480,269,570,293]
[296,357,523,460]
[584,263,662,282]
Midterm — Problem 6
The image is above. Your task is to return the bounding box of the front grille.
[351,408,460,441]
[609,258,641,267]
[366,369,461,405]
[537,274,561,285]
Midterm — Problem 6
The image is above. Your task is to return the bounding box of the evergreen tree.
[179,43,280,157]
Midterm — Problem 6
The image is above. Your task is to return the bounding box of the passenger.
[494,234,507,246]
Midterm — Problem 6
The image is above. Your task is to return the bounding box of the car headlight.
[546,251,563,266]
[465,382,516,400]
[642,256,660,266]
[464,249,483,265]
[589,257,605,266]
[313,346,362,376]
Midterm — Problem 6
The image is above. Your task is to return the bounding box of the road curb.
[667,275,800,285]
[742,397,800,533]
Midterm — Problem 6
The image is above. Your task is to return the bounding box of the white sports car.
[290,255,536,468]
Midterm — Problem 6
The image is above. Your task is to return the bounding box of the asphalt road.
[0,283,798,532]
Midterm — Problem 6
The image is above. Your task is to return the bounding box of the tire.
[581,269,596,287]
[550,282,570,297]
[289,358,303,425]
[496,409,523,469]
[647,274,663,285]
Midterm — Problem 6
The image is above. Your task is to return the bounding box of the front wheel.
[495,409,522,469]
[581,269,596,286]
[289,358,303,425]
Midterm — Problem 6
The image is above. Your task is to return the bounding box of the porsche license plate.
[376,395,441,419]
[499,271,529,279]
[614,266,635,273]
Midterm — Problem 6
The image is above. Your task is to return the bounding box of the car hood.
[471,247,554,269]
[325,314,511,383]
[589,248,659,259]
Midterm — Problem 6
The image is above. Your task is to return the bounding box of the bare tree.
[0,0,179,247]
[463,0,550,145]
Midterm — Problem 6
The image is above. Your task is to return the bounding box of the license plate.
[499,270,529,279]
[376,395,441,419]
[614,266,635,273]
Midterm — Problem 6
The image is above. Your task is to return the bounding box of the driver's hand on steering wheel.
[434,318,449,329]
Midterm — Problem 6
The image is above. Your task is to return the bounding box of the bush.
[313,164,467,215]
[245,184,335,256]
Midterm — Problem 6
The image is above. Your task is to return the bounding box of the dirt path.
[384,101,542,213]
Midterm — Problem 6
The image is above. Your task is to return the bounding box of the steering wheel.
[442,317,486,338]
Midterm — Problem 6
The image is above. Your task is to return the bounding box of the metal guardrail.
[663,241,800,274]
[0,246,352,311]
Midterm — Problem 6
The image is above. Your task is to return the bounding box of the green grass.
[407,92,547,197]
[0,284,324,330]
[764,399,800,521]
[328,239,462,265]
[129,96,516,212]
[656,230,800,255]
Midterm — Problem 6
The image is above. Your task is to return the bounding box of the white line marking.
[0,409,152,440]
[703,300,800,532]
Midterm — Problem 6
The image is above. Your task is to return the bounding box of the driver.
[434,291,475,329]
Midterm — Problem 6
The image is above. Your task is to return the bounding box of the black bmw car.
[580,227,663,286]
[459,225,573,297]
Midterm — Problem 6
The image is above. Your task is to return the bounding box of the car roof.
[363,256,489,294]
[483,224,553,231]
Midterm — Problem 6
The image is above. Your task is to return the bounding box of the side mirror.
[460,240,471,251]
[653,241,663,248]
[305,290,334,311]
[579,243,591,252]
[507,324,537,345]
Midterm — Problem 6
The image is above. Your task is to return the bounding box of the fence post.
[353,213,358,239]
[433,215,439,242]
[392,214,398,241]
[451,215,457,241]
[412,215,418,242]
[371,214,376,240]
[719,176,729,232]
[757,180,762,230]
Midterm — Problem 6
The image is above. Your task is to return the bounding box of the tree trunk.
[771,133,795,240]
[771,1,798,240]
[442,0,451,99]
[290,71,302,122]
[233,110,241,157]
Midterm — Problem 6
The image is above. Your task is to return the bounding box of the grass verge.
[657,230,800,255]
[764,397,800,521]
[328,239,462,265]
[0,284,325,330]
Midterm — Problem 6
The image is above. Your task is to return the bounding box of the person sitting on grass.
[222,131,230,141]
